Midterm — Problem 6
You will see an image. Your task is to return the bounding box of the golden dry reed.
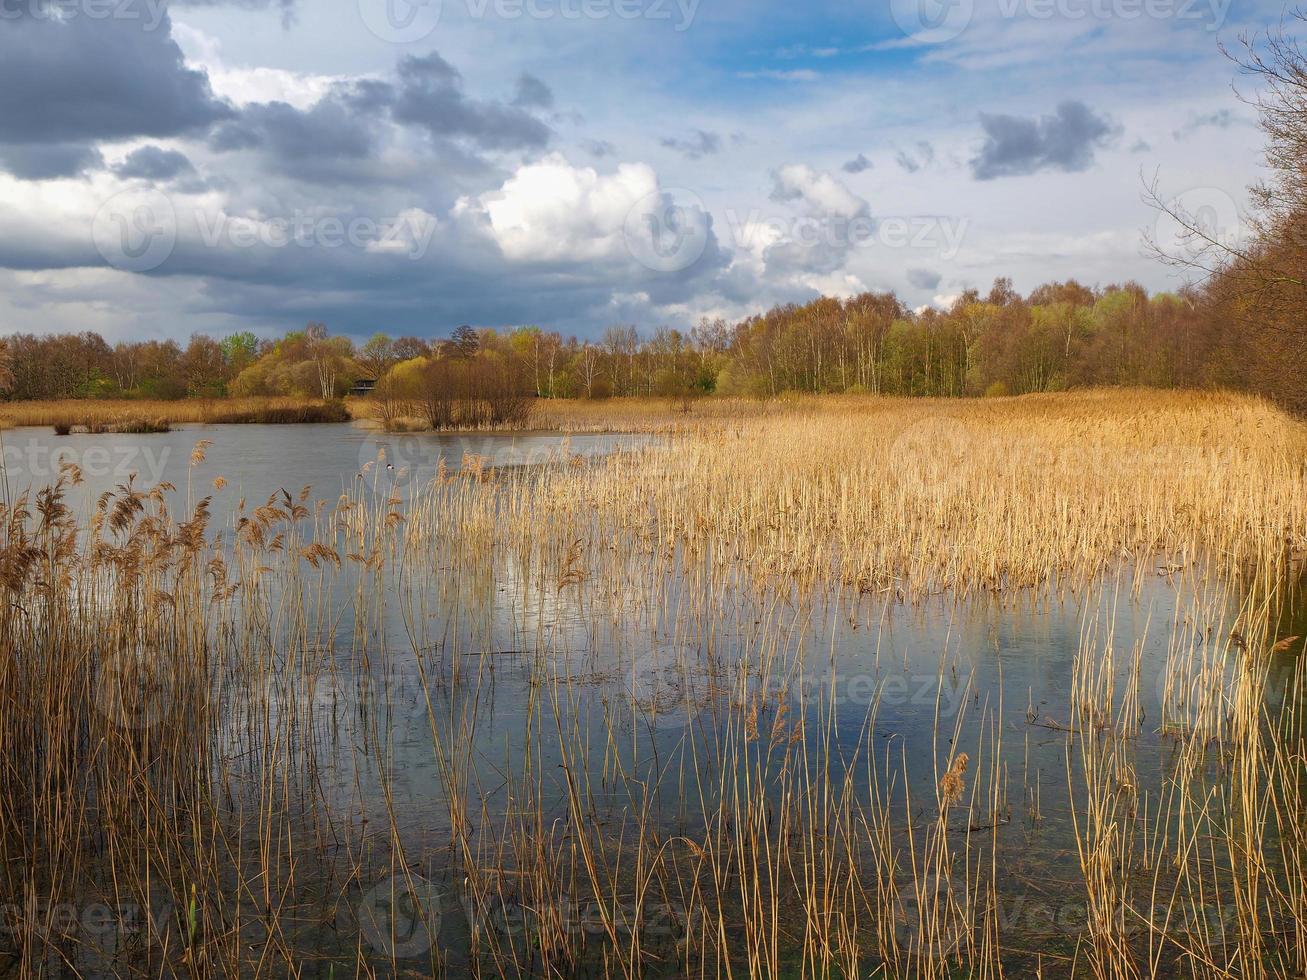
[0,387,1303,978]
[0,396,346,430]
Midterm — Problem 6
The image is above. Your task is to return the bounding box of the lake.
[2,420,1301,978]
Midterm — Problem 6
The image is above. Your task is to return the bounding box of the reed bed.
[0,388,1304,978]
[0,397,349,430]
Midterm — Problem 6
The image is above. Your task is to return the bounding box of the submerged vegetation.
[0,389,1304,977]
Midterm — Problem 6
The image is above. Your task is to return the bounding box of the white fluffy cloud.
[172,24,344,109]
[462,153,659,264]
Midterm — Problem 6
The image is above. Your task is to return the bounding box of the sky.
[0,0,1278,344]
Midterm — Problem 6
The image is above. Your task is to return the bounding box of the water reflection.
[7,422,1301,977]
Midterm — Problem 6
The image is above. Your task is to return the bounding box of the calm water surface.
[9,423,1301,977]
[0,422,637,521]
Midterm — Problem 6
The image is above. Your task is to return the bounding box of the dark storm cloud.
[970,100,1118,180]
[842,153,872,174]
[512,73,554,110]
[207,52,550,180]
[660,129,722,159]
[391,53,551,150]
[907,267,941,290]
[0,142,103,179]
[113,145,196,181]
[211,97,376,161]
[0,8,231,146]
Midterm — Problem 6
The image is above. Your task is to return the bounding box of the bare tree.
[305,322,354,400]
[0,339,13,396]
[577,342,601,398]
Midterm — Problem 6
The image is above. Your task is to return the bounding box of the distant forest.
[2,19,1306,413]
[0,272,1294,411]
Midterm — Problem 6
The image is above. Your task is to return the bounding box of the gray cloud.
[661,129,722,159]
[0,8,231,146]
[512,73,554,110]
[895,141,934,174]
[842,153,872,174]
[392,53,552,151]
[582,139,617,157]
[0,142,103,179]
[1172,109,1234,141]
[211,96,376,162]
[971,101,1118,180]
[206,53,550,183]
[907,267,942,290]
[113,146,196,181]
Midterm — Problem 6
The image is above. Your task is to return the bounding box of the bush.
[409,355,535,429]
[115,416,172,434]
[206,401,351,424]
[984,381,1010,398]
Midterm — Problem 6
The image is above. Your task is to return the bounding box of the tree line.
[0,278,1260,408]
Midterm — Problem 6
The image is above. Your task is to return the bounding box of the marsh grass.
[0,388,1305,977]
[0,397,349,431]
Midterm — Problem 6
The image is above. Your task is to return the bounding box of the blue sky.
[0,0,1277,343]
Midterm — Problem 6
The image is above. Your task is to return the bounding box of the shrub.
[115,416,172,434]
